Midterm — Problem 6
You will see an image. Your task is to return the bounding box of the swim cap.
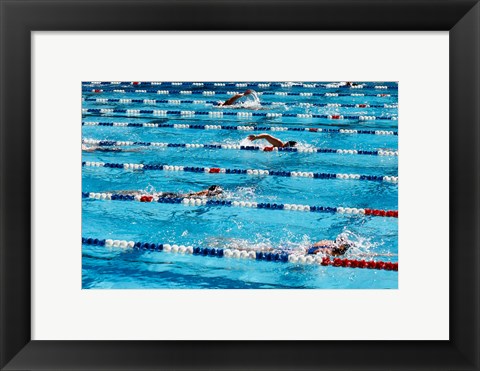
[208,185,222,192]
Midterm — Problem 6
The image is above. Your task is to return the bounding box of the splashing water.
[336,229,396,259]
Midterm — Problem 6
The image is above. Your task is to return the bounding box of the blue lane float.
[82,138,399,157]
[83,81,398,90]
[82,236,290,262]
[82,97,398,109]
[81,236,399,270]
[81,121,398,136]
[83,87,398,98]
[81,161,399,183]
[81,108,397,121]
[83,191,399,218]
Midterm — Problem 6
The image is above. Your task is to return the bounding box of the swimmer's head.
[331,243,351,256]
[207,185,223,194]
[244,89,253,95]
[284,141,297,148]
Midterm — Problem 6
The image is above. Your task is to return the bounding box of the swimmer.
[187,185,224,198]
[207,234,351,257]
[208,235,395,259]
[307,234,399,258]
[306,235,352,257]
[82,144,121,152]
[107,185,224,199]
[247,134,297,148]
[82,144,141,153]
[219,89,259,107]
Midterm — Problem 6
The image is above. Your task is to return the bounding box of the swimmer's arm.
[188,190,208,197]
[313,240,333,247]
[221,93,244,106]
[81,144,94,152]
[248,134,283,147]
[104,190,140,195]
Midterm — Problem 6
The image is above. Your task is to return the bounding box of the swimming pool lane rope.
[82,121,398,136]
[82,108,397,121]
[82,162,399,183]
[81,236,398,271]
[82,138,399,157]
[82,97,398,110]
[83,87,398,98]
[83,81,397,90]
[83,191,398,218]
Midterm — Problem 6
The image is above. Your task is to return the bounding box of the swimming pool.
[81,81,398,289]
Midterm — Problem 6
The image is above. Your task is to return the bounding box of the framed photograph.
[81,79,399,291]
[1,0,479,370]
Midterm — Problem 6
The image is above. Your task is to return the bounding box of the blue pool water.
[82,82,398,289]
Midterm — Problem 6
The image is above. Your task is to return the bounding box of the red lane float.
[140,195,154,202]
[364,208,398,218]
[321,256,398,271]
[209,168,221,173]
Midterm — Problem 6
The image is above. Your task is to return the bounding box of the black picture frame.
[1,0,479,370]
